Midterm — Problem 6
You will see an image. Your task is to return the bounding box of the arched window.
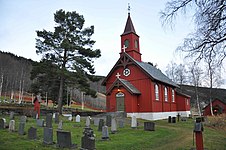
[155,84,159,100]
[164,87,168,101]
[172,89,175,102]
[135,39,138,48]
[124,39,129,48]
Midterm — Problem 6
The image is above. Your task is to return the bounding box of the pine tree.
[35,9,101,114]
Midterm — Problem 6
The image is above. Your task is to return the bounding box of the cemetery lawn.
[0,114,225,150]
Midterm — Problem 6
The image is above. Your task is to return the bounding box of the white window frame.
[164,87,168,102]
[155,84,159,101]
[172,89,175,102]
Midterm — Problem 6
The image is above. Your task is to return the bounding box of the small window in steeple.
[135,39,138,48]
[124,39,129,48]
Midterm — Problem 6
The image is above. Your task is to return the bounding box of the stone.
[0,118,6,129]
[75,115,80,123]
[118,119,125,128]
[98,119,104,132]
[43,127,53,145]
[168,116,172,123]
[94,118,99,126]
[18,122,25,135]
[172,117,176,123]
[131,115,137,128]
[102,126,109,140]
[46,113,53,128]
[20,116,27,123]
[56,130,73,148]
[58,120,63,130]
[9,120,15,132]
[68,116,73,121]
[28,127,37,140]
[36,119,45,127]
[53,113,55,119]
[81,127,95,150]
[55,112,59,124]
[9,111,15,120]
[106,115,112,127]
[85,116,91,127]
[144,122,155,131]
[111,117,117,133]
[181,117,187,121]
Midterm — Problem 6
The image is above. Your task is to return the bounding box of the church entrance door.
[116,92,125,111]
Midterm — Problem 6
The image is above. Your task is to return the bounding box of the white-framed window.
[172,89,175,102]
[164,87,168,101]
[155,84,159,101]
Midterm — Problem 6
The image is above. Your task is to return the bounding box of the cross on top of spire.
[128,3,131,14]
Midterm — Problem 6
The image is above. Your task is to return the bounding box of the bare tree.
[160,0,226,66]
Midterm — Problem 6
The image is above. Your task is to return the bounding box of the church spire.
[122,4,136,36]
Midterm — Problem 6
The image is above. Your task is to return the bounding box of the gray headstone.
[131,115,137,128]
[57,130,72,148]
[55,113,59,124]
[94,118,99,126]
[75,115,80,123]
[18,122,25,135]
[46,113,52,128]
[111,117,117,133]
[43,127,53,145]
[98,119,104,131]
[118,119,125,128]
[181,117,187,121]
[20,116,27,123]
[9,112,15,120]
[28,127,37,140]
[9,120,15,132]
[106,115,112,127]
[81,127,95,150]
[144,122,155,131]
[102,126,109,140]
[172,117,176,123]
[0,118,6,129]
[68,116,73,121]
[36,119,45,127]
[85,116,91,127]
[58,120,63,130]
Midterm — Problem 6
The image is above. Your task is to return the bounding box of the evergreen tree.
[35,9,101,114]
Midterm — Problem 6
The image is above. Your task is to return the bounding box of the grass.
[0,114,225,150]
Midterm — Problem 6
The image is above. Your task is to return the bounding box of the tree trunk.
[57,76,64,114]
[195,85,201,116]
[0,74,3,98]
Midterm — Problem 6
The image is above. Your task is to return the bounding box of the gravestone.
[9,112,14,120]
[0,118,6,129]
[9,120,15,132]
[58,120,63,130]
[131,115,137,128]
[181,117,187,121]
[98,119,104,131]
[28,127,37,140]
[111,117,117,133]
[53,113,55,119]
[81,127,95,150]
[85,116,91,127]
[106,115,112,127]
[55,112,59,124]
[75,115,80,123]
[18,122,25,135]
[46,113,52,128]
[172,117,176,123]
[168,116,172,123]
[37,119,45,127]
[57,130,74,148]
[43,127,53,145]
[102,126,109,140]
[20,116,27,123]
[144,122,155,131]
[68,116,73,121]
[118,119,125,128]
[94,118,99,126]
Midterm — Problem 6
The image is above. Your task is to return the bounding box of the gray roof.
[135,60,179,87]
[119,78,141,94]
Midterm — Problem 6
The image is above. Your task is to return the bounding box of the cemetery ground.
[0,113,225,150]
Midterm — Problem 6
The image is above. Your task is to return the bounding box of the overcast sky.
[0,0,195,77]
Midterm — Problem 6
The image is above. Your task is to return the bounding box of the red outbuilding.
[102,12,191,120]
[203,99,226,116]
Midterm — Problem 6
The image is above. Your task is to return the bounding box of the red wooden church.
[102,12,190,120]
